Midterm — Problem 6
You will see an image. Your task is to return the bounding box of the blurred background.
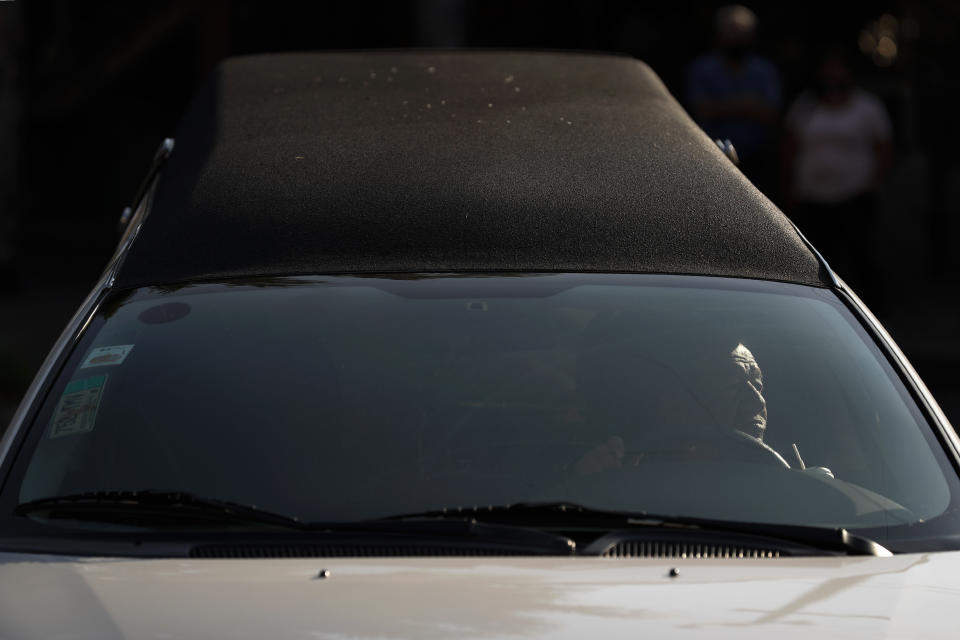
[2,0,960,428]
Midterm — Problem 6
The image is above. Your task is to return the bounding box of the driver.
[574,341,788,475]
[692,342,767,441]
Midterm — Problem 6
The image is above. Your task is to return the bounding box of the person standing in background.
[686,5,782,199]
[783,52,893,306]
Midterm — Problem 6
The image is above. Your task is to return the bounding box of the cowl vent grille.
[602,541,781,559]
[189,544,531,559]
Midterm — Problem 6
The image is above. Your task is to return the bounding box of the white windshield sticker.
[80,344,134,369]
[49,375,107,439]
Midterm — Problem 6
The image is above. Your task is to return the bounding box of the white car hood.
[1,551,958,639]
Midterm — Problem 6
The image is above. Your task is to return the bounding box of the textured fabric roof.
[115,51,827,289]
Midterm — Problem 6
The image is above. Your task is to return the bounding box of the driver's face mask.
[691,343,768,440]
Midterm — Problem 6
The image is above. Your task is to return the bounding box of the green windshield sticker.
[48,374,107,439]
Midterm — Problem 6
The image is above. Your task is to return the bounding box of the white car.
[2,51,959,638]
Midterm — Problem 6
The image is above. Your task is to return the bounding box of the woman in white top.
[783,53,892,306]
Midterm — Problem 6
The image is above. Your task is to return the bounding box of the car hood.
[1,551,958,639]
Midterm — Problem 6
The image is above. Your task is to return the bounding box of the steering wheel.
[721,430,792,468]
[571,428,793,473]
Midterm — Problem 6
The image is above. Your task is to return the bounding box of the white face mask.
[692,343,767,440]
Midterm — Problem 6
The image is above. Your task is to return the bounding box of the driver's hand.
[574,436,625,476]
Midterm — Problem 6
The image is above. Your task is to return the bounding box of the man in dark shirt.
[686,5,781,198]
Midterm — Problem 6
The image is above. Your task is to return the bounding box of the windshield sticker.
[80,344,134,369]
[49,375,107,439]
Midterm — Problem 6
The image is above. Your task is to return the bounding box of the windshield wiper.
[17,494,887,556]
[13,491,576,555]
[15,490,307,530]
[382,502,893,557]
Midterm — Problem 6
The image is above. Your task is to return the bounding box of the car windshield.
[6,274,959,547]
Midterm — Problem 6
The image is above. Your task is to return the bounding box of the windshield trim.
[0,176,163,487]
[836,284,960,480]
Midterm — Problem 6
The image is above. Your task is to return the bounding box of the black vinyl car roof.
[115,51,828,289]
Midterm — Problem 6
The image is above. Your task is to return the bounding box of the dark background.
[2,1,960,428]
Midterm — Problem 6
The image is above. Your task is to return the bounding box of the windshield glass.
[6,274,959,546]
